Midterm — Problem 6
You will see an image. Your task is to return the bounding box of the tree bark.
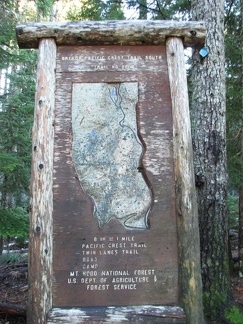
[27,38,56,324]
[191,0,231,320]
[240,188,243,274]
[239,0,243,275]
[166,37,204,324]
[0,237,3,255]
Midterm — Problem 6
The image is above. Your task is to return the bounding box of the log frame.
[22,21,205,324]
[16,20,205,49]
[166,37,204,323]
[28,38,56,324]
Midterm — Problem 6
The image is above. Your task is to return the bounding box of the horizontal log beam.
[47,306,186,323]
[16,20,205,49]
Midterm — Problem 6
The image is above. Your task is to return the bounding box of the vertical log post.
[28,39,56,324]
[166,37,204,323]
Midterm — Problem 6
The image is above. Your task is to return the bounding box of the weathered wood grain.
[28,39,56,324]
[24,21,204,322]
[47,306,186,323]
[166,37,204,323]
[16,20,205,48]
[52,45,179,309]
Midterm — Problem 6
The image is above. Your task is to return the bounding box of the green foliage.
[0,251,28,265]
[225,0,242,191]
[126,0,191,20]
[0,1,18,69]
[0,152,23,172]
[66,0,125,21]
[155,0,191,20]
[35,0,54,21]
[17,0,55,22]
[36,0,54,17]
[0,207,29,238]
[65,0,191,22]
[203,272,231,321]
[0,2,36,241]
[66,0,103,21]
[225,306,243,324]
[0,50,36,206]
[105,1,125,20]
[227,194,239,228]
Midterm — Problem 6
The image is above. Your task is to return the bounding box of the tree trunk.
[191,0,231,320]
[0,237,3,255]
[1,175,9,255]
[240,188,243,274]
[239,0,243,275]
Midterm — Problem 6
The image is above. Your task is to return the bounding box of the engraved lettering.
[107,242,126,248]
[80,277,96,284]
[82,264,98,269]
[121,236,134,241]
[112,277,149,283]
[82,250,97,255]
[101,270,130,276]
[122,249,139,254]
[81,243,105,249]
[133,269,155,275]
[99,249,118,255]
[130,242,147,248]
[82,257,98,262]
[86,284,109,290]
[82,271,98,276]
[113,284,137,290]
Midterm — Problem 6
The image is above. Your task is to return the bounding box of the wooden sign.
[16,20,205,324]
[53,45,177,307]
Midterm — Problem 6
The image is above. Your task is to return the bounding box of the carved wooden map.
[53,45,178,307]
[72,82,152,229]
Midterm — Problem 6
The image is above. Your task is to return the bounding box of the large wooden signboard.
[16,21,205,324]
[54,45,177,307]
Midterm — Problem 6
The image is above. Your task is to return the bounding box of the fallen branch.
[0,302,26,316]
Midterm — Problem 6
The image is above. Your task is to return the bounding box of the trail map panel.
[53,45,178,307]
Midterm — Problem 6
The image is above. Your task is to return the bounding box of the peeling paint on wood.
[53,45,179,308]
[47,306,186,323]
[16,20,205,49]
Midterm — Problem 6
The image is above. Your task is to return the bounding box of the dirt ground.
[0,257,27,324]
[0,245,243,324]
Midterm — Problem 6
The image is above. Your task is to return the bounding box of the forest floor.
[0,253,27,324]
[0,235,243,324]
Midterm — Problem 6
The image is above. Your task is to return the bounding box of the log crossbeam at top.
[16,20,205,49]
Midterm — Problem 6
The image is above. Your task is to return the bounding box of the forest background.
[0,0,242,323]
